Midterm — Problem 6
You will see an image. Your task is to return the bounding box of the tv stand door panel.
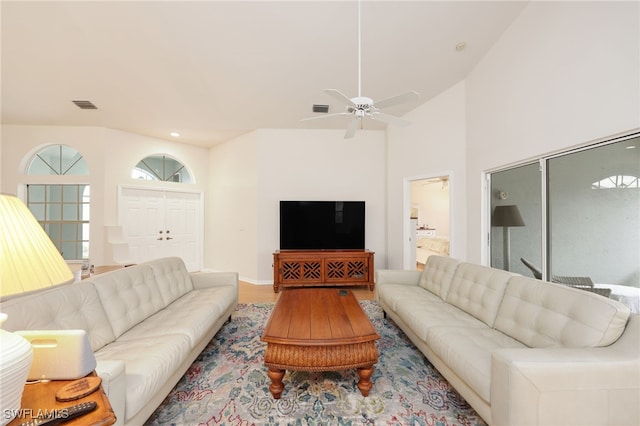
[273,250,374,293]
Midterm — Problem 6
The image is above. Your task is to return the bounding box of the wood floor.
[238,281,376,304]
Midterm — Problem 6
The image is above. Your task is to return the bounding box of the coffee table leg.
[267,368,285,399]
[356,366,374,397]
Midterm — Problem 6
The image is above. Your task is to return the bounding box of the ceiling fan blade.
[300,112,352,122]
[370,111,411,127]
[344,118,360,139]
[324,89,356,106]
[373,91,420,110]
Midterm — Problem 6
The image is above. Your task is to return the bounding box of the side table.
[6,372,116,426]
[80,264,134,280]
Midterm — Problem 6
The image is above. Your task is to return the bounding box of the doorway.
[405,174,451,270]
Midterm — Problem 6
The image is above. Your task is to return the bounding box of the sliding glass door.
[547,137,639,287]
[489,133,640,290]
[490,163,542,276]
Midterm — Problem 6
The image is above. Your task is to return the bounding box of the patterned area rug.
[146,301,487,426]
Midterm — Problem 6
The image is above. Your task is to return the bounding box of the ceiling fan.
[302,0,420,139]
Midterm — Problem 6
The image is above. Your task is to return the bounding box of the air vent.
[312,104,329,113]
[72,100,98,110]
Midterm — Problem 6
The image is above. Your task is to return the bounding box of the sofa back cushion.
[90,264,166,338]
[418,255,461,300]
[495,276,631,347]
[446,263,513,327]
[0,281,116,352]
[145,257,194,306]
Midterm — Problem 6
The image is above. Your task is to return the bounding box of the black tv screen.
[280,201,365,250]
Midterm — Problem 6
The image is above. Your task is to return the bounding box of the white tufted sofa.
[0,257,238,426]
[376,255,639,426]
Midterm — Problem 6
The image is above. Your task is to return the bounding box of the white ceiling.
[1,1,528,147]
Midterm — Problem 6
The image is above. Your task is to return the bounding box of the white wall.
[207,128,387,284]
[1,125,210,266]
[387,1,639,268]
[465,1,640,264]
[206,131,259,281]
[3,124,385,282]
[386,81,467,268]
[3,2,638,279]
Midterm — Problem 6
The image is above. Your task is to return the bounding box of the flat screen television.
[279,201,365,250]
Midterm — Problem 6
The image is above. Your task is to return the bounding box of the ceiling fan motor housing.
[351,96,373,107]
[348,96,374,118]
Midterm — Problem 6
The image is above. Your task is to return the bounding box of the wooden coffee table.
[261,288,380,399]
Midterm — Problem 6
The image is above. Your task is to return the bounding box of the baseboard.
[239,276,272,286]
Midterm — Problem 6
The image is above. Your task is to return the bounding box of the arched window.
[592,175,639,189]
[26,144,90,260]
[132,155,193,183]
[27,144,89,175]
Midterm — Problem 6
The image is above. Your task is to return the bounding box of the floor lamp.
[0,193,75,425]
[492,205,525,271]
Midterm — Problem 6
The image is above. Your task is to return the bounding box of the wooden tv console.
[273,250,374,293]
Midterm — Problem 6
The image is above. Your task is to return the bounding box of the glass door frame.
[484,130,640,281]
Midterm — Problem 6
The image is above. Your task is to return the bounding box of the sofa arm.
[491,316,640,426]
[190,271,239,289]
[375,269,422,286]
[95,360,126,426]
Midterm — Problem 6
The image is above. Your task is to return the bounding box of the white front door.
[119,186,203,271]
[164,191,200,271]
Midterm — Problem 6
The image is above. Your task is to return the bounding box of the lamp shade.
[0,194,74,297]
[491,205,525,227]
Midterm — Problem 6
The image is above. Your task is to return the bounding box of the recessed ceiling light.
[455,42,466,52]
[625,145,636,149]
[170,132,180,138]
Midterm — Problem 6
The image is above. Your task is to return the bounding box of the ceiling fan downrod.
[357,0,362,99]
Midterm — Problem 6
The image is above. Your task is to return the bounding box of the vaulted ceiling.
[1,1,527,147]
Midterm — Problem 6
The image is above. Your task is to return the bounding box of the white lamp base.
[0,314,33,426]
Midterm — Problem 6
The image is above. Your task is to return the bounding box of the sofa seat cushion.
[190,286,238,319]
[378,284,442,312]
[446,263,514,327]
[94,333,192,420]
[495,276,631,348]
[395,299,487,341]
[427,326,526,403]
[0,281,116,352]
[117,286,236,346]
[418,255,461,300]
[91,265,167,338]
